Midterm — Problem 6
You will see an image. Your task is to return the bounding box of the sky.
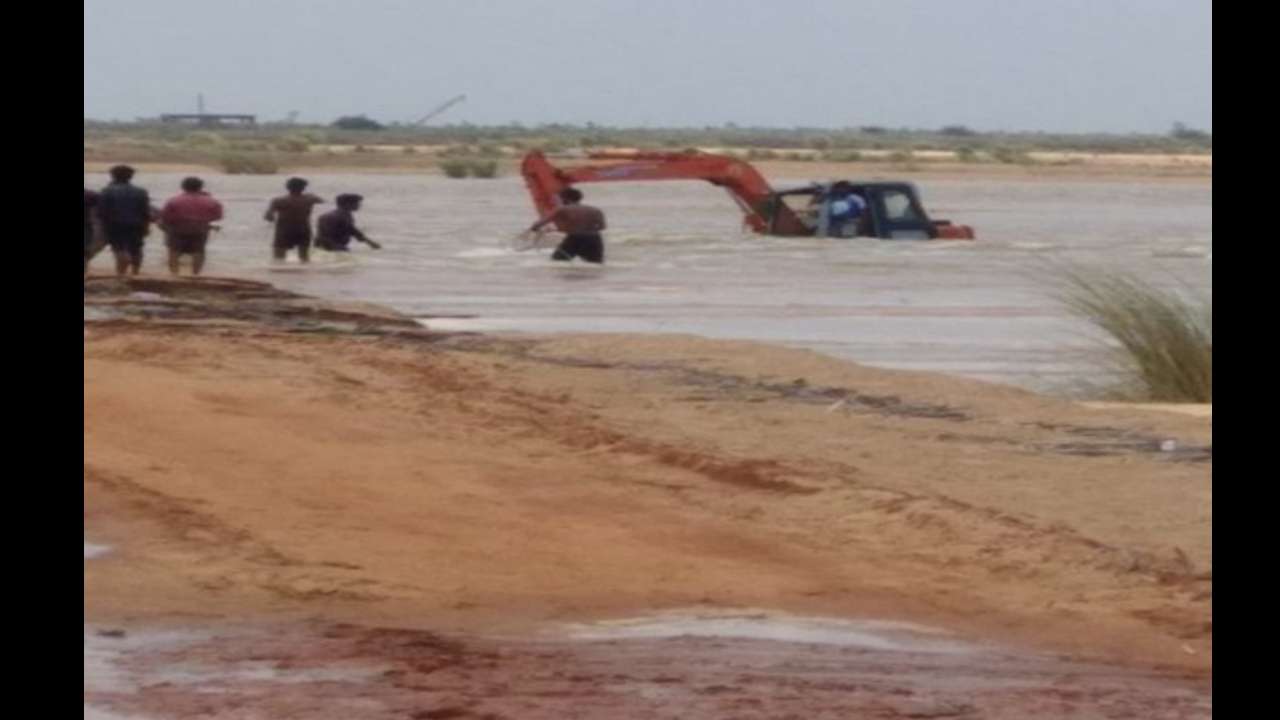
[84,0,1212,133]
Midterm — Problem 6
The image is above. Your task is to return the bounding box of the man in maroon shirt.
[160,177,224,276]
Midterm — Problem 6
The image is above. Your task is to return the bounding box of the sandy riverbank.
[84,276,1211,718]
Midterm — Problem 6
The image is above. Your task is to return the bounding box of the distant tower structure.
[161,94,257,128]
[413,94,468,126]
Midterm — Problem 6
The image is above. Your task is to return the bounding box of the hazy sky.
[84,0,1212,133]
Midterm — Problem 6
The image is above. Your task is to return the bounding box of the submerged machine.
[522,150,975,241]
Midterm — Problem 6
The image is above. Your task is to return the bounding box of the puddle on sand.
[84,625,387,719]
[85,543,112,560]
[84,306,121,322]
[559,610,980,655]
[84,708,150,720]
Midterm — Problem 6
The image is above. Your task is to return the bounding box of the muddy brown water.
[84,172,1211,392]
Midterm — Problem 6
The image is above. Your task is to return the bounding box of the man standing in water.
[265,178,325,263]
[160,177,224,276]
[315,194,382,253]
[530,188,607,264]
[97,165,155,276]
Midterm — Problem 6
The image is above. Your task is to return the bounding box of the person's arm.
[159,199,177,231]
[95,191,112,225]
[206,200,225,232]
[350,219,381,249]
[143,194,159,234]
[264,198,279,223]
[88,195,105,242]
[530,208,563,232]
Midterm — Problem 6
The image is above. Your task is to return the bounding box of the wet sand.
[84,277,1210,718]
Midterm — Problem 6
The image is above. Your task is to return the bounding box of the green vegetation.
[218,153,279,175]
[440,159,471,178]
[440,159,501,179]
[332,115,385,131]
[83,119,1214,158]
[469,159,500,179]
[990,147,1037,165]
[82,120,1211,174]
[1057,267,1212,403]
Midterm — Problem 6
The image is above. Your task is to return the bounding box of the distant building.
[160,113,257,128]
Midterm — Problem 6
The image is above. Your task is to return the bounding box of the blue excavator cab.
[768,183,970,240]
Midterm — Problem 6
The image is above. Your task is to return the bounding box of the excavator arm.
[521,150,975,240]
[521,151,811,236]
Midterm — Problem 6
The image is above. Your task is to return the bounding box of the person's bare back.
[551,203,607,235]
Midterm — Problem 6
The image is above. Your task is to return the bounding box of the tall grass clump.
[1057,267,1211,402]
[469,160,500,178]
[184,131,227,149]
[824,150,864,163]
[991,147,1036,165]
[440,159,471,178]
[440,159,501,179]
[219,153,279,175]
[276,135,312,153]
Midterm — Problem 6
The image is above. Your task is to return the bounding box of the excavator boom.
[521,150,974,240]
[522,151,810,235]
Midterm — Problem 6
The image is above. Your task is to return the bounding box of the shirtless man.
[529,188,608,265]
[265,178,325,263]
[315,194,382,252]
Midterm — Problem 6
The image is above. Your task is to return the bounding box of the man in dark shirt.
[265,177,326,263]
[315,194,381,253]
[97,165,155,276]
[84,189,99,280]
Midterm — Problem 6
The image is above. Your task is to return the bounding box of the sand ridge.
[84,278,1210,669]
[83,276,1211,717]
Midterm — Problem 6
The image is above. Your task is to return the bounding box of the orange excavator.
[522,150,975,240]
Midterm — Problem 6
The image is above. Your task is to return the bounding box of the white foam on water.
[84,707,151,720]
[561,610,980,655]
[457,247,514,259]
[1152,246,1212,259]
